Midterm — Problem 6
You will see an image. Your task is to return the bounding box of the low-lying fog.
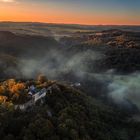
[16,47,140,111]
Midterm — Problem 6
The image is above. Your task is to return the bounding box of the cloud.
[0,0,16,2]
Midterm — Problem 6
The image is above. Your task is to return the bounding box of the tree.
[37,74,48,84]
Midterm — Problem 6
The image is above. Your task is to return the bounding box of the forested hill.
[0,31,60,57]
[0,77,139,140]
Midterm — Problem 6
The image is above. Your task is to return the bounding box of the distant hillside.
[0,54,21,79]
[61,29,140,48]
[61,29,140,73]
[0,31,60,57]
[0,31,62,78]
[0,22,140,33]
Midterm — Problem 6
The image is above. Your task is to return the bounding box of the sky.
[0,0,140,25]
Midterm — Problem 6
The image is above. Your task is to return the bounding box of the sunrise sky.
[0,0,140,25]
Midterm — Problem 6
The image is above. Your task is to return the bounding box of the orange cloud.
[0,0,15,2]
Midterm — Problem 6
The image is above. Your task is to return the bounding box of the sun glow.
[0,0,15,2]
[0,0,139,25]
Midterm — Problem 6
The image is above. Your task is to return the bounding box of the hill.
[0,77,140,140]
[0,31,61,78]
[61,29,140,73]
[0,31,60,57]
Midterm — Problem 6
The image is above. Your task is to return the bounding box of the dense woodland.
[0,77,140,140]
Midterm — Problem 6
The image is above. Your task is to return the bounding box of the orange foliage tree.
[10,83,25,94]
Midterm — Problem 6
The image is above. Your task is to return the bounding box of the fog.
[93,73,139,108]
[19,49,103,79]
[108,73,140,109]
[17,46,140,110]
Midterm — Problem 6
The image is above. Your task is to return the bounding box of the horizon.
[0,21,140,26]
[0,0,140,25]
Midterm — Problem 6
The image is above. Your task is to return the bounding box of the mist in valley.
[0,26,140,115]
[16,40,140,112]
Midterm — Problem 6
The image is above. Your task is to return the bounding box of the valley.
[0,22,140,140]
